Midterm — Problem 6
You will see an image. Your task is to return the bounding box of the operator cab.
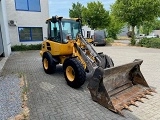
[46,16,81,43]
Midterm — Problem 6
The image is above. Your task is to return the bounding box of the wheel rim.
[66,66,75,82]
[43,58,48,70]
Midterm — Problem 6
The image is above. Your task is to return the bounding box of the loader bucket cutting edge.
[87,59,155,116]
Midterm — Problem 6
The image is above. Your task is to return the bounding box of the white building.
[82,25,94,38]
[0,0,49,57]
[0,0,11,57]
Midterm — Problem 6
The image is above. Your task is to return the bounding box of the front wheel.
[63,58,86,88]
[93,43,96,46]
[99,53,114,68]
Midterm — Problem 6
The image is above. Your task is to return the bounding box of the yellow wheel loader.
[40,16,155,116]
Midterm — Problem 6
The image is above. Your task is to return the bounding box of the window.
[18,27,43,42]
[87,31,91,38]
[49,19,80,43]
[61,19,80,40]
[15,0,41,12]
[50,22,61,42]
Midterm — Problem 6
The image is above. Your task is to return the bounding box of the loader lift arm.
[74,33,114,71]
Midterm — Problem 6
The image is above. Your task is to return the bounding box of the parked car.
[93,30,106,46]
[136,34,145,39]
[145,33,159,38]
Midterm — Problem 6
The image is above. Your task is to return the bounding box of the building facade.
[0,0,49,57]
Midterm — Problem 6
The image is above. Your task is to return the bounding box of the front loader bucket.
[88,59,156,116]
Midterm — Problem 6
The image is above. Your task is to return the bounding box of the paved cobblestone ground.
[0,75,22,120]
[1,46,160,120]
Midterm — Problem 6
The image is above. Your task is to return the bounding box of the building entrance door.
[0,26,4,56]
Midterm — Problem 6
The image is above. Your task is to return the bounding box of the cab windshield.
[50,19,81,43]
[61,19,81,40]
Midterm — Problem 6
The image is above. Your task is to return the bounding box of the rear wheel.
[63,58,86,88]
[42,52,56,74]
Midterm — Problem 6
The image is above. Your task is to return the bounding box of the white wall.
[0,0,11,57]
[5,0,49,45]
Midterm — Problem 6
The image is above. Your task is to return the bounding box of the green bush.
[11,44,42,51]
[137,38,160,49]
[106,38,114,44]
[131,37,136,46]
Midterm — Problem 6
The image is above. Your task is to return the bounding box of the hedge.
[11,44,41,51]
[137,38,160,49]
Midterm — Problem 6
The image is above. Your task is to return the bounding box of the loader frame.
[40,16,155,116]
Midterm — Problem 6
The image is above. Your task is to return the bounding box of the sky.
[49,0,116,18]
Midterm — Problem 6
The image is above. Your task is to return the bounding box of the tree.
[142,19,160,35]
[69,2,84,18]
[111,0,160,45]
[142,20,156,35]
[152,19,160,30]
[82,1,110,30]
[107,15,125,39]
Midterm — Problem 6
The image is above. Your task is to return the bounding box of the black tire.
[63,58,86,88]
[93,43,96,46]
[42,52,56,74]
[99,53,114,68]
